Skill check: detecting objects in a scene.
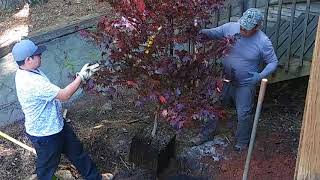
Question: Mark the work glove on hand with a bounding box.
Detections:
[241,72,262,86]
[76,63,100,81]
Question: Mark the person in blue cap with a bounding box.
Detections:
[12,39,113,180]
[195,8,278,151]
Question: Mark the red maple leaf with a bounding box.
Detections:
[126,80,137,87]
[133,0,145,15]
[159,95,167,104]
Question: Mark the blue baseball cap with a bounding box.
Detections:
[239,8,263,31]
[12,39,46,62]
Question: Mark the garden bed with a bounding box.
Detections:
[0,77,307,179]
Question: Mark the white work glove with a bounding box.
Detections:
[76,63,100,81]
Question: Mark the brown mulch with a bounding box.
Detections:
[215,132,297,180]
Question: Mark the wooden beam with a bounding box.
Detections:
[270,0,320,5]
[294,19,320,180]
[28,13,104,45]
[0,13,105,59]
[269,58,311,83]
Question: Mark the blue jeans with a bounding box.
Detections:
[220,82,256,145]
[27,124,102,180]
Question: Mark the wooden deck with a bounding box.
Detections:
[269,58,312,82]
[257,1,320,82]
[265,12,319,82]
[267,14,318,64]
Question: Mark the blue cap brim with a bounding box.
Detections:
[32,45,46,56]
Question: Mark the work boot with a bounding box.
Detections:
[102,173,114,180]
[234,143,248,152]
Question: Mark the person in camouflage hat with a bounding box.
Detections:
[195,8,278,151]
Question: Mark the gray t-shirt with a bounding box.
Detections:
[201,22,278,82]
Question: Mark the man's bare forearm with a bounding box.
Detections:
[56,76,82,101]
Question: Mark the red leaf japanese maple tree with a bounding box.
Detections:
[82,0,237,129]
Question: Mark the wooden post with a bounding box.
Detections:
[294,19,320,180]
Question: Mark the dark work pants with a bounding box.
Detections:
[27,124,102,180]
[219,82,256,145]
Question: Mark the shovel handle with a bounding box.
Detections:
[242,78,268,180]
[258,79,268,104]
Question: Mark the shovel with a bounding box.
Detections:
[242,78,268,180]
